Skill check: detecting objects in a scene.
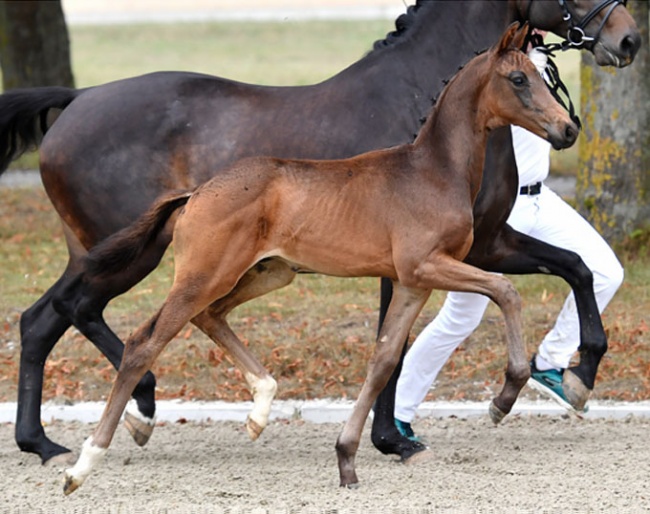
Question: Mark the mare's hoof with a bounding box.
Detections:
[44,451,76,467]
[343,482,361,490]
[488,401,507,425]
[246,417,264,441]
[124,410,155,447]
[563,370,591,413]
[403,447,434,465]
[63,472,81,496]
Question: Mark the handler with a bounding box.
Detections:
[393,43,624,441]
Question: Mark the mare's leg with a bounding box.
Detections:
[16,275,75,464]
[337,283,430,487]
[370,279,426,460]
[51,225,175,446]
[191,259,296,439]
[466,224,608,411]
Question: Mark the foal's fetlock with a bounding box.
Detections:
[245,374,277,441]
[563,369,591,412]
[124,402,156,447]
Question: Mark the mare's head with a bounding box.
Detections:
[480,23,579,150]
[519,0,640,67]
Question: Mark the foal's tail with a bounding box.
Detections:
[0,86,82,173]
[85,190,193,277]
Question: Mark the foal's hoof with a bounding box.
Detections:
[488,401,507,425]
[246,416,265,441]
[124,409,155,447]
[63,472,81,496]
[563,370,591,413]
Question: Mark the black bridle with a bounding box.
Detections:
[518,0,628,129]
[526,0,628,50]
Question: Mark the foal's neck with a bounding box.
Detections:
[411,52,493,197]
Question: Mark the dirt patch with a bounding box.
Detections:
[3,415,650,512]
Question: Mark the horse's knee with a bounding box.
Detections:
[368,349,402,387]
[493,277,521,312]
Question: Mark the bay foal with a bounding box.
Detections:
[63,24,578,493]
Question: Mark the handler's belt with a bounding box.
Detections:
[519,181,542,195]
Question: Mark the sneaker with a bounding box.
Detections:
[394,419,422,443]
[527,355,588,414]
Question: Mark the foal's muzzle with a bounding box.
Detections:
[547,120,580,150]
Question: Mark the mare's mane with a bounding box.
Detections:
[371,0,429,51]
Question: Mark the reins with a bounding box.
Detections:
[525,0,628,50]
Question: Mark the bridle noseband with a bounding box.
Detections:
[526,0,628,50]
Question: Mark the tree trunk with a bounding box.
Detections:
[577,1,649,243]
[0,0,74,90]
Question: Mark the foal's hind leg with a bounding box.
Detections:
[64,267,236,495]
[192,259,296,440]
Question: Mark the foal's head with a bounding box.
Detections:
[480,23,579,150]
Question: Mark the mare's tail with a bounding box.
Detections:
[85,190,193,277]
[0,86,82,173]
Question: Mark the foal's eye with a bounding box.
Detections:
[509,72,528,87]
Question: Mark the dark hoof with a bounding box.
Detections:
[44,451,76,467]
[124,409,155,447]
[563,369,591,412]
[402,446,433,465]
[489,401,507,425]
[399,439,428,462]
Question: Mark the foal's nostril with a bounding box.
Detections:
[565,123,579,144]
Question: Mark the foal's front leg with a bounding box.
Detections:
[336,283,430,487]
[415,255,529,423]
[467,225,606,411]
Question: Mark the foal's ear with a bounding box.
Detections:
[496,22,529,54]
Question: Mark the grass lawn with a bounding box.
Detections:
[1,19,647,406]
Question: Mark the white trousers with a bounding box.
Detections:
[395,185,624,423]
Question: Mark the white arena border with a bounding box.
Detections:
[2,399,650,425]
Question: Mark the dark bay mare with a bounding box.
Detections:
[61,24,578,493]
[0,0,640,465]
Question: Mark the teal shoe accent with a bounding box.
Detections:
[528,355,589,414]
[394,419,421,443]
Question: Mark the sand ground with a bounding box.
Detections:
[2,414,649,512]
